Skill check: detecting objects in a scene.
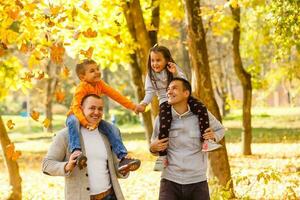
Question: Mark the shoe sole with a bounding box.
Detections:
[118,160,141,173]
[202,145,223,152]
[76,155,88,170]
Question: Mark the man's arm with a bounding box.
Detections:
[42,130,72,176]
[207,111,225,142]
[149,117,169,155]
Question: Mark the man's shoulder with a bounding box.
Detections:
[53,127,69,140]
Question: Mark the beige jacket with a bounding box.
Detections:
[42,128,126,200]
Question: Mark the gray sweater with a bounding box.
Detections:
[151,107,225,184]
[42,128,127,200]
[141,66,187,105]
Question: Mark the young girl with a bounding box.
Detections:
[139,45,222,171]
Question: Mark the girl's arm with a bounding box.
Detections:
[140,74,155,106]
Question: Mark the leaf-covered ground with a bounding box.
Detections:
[0,141,299,200]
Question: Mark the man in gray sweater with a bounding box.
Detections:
[150,77,225,200]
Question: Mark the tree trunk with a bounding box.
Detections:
[149,0,160,119]
[0,116,22,200]
[129,53,153,144]
[45,62,61,132]
[183,0,233,191]
[230,4,252,155]
[122,0,154,143]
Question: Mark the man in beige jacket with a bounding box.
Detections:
[42,94,128,200]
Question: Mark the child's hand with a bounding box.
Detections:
[167,62,178,75]
[135,104,146,113]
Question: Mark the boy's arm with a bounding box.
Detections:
[70,85,89,127]
[101,80,136,111]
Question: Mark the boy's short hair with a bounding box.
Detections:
[75,59,97,77]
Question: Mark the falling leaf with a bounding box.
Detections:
[81,1,90,12]
[35,71,45,80]
[7,9,20,20]
[50,43,65,64]
[58,16,67,23]
[6,143,21,161]
[82,28,97,38]
[30,110,40,121]
[80,47,93,59]
[230,0,239,8]
[61,66,70,79]
[20,43,29,53]
[6,119,15,129]
[48,20,55,27]
[43,118,51,128]
[114,34,122,43]
[72,6,77,20]
[15,0,24,9]
[50,6,61,17]
[21,71,35,82]
[73,31,81,40]
[55,89,65,103]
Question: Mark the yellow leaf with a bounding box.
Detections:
[20,71,35,82]
[55,89,65,103]
[35,71,45,80]
[6,119,15,129]
[230,0,239,8]
[50,43,65,64]
[43,118,51,128]
[82,28,97,38]
[61,66,70,79]
[80,47,93,59]
[30,110,40,121]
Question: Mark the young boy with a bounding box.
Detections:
[67,59,142,173]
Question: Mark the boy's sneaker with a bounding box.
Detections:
[76,154,88,170]
[202,139,222,152]
[153,156,167,171]
[118,158,141,174]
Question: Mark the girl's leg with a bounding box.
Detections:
[158,101,172,156]
[188,97,209,142]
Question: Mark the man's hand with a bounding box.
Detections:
[150,138,169,153]
[64,151,81,173]
[202,128,216,141]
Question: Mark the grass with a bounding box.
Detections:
[0,107,300,199]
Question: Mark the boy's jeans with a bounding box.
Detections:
[66,114,127,159]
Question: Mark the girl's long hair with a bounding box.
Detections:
[147,44,176,89]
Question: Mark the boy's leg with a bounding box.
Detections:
[66,114,82,152]
[98,120,127,159]
[98,120,140,173]
[66,115,87,169]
